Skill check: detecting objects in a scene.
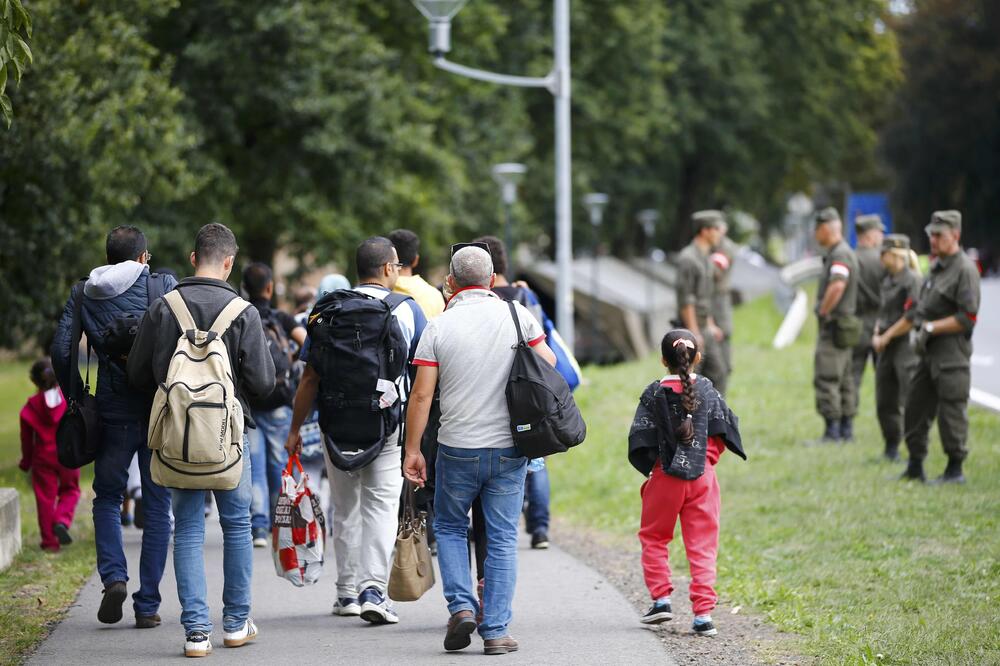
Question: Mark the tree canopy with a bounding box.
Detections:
[0,0,903,346]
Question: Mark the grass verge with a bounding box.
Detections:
[0,361,96,666]
[551,294,1000,665]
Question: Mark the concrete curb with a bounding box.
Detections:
[0,488,22,572]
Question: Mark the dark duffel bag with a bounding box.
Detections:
[505,301,587,458]
[56,282,103,468]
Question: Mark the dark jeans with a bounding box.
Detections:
[524,467,550,534]
[92,420,171,617]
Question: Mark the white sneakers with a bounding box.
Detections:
[185,619,257,656]
[332,598,362,616]
[223,619,258,648]
[184,632,212,658]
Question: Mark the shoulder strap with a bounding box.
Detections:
[383,292,412,311]
[209,297,251,337]
[68,281,87,398]
[507,300,526,348]
[163,291,197,333]
[147,273,167,307]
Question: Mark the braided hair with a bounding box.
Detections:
[660,329,700,445]
[29,358,57,391]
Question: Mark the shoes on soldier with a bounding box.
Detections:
[883,445,901,462]
[804,418,841,446]
[929,459,965,485]
[839,417,854,442]
[898,460,925,482]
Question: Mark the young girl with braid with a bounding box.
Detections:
[628,329,746,636]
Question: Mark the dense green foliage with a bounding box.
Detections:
[882,0,1000,252]
[1,1,899,346]
[552,296,1000,664]
[0,0,32,128]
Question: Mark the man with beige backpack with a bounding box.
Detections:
[129,223,275,658]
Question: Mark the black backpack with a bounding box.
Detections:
[505,301,587,458]
[250,309,299,410]
[102,272,168,367]
[306,289,411,471]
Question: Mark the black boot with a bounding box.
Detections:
[883,443,900,462]
[804,418,841,446]
[899,459,925,482]
[840,416,854,443]
[930,458,966,485]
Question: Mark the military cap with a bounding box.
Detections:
[692,209,725,232]
[855,213,885,233]
[925,210,961,234]
[881,234,910,253]
[814,207,841,226]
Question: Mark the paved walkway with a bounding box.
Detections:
[29,520,673,664]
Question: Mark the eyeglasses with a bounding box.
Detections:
[387,262,404,269]
[450,241,491,258]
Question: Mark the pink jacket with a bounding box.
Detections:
[19,388,66,471]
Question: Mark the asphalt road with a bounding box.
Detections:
[28,522,675,665]
[971,277,1000,410]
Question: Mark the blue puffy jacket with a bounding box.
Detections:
[51,261,177,423]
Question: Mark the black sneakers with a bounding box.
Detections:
[530,530,550,550]
[899,460,926,482]
[639,600,673,625]
[53,523,72,546]
[98,581,128,624]
[136,614,162,629]
[692,617,718,636]
[929,459,966,485]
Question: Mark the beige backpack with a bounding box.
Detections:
[147,291,249,490]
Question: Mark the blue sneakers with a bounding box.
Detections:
[692,616,718,636]
[639,600,673,625]
[359,587,399,625]
[332,597,361,616]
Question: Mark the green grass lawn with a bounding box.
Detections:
[552,295,1000,665]
[0,360,96,665]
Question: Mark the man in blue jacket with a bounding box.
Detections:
[51,226,176,629]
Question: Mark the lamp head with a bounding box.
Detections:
[583,193,609,226]
[637,209,659,238]
[492,163,527,205]
[411,0,469,54]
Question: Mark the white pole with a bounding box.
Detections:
[553,0,574,351]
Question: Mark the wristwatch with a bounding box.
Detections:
[923,322,936,335]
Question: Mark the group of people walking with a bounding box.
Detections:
[809,207,981,484]
[21,221,581,657]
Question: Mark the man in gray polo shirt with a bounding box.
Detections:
[403,246,556,656]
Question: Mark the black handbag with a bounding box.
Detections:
[56,282,103,469]
[505,301,587,458]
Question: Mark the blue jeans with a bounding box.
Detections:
[248,406,292,529]
[434,444,527,640]
[524,467,551,534]
[172,446,253,634]
[92,419,171,617]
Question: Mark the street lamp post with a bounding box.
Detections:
[491,163,527,271]
[637,209,660,322]
[410,0,575,350]
[583,193,608,357]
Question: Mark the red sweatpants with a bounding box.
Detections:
[31,463,81,550]
[638,463,721,615]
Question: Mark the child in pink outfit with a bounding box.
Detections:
[628,329,746,636]
[19,359,81,552]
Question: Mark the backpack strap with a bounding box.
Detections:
[507,301,527,348]
[147,272,167,306]
[209,297,251,338]
[163,291,197,334]
[383,292,413,311]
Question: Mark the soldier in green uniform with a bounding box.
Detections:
[849,214,886,434]
[711,224,737,393]
[876,211,981,483]
[809,207,860,444]
[675,210,727,393]
[871,234,922,461]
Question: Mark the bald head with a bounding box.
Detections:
[450,247,494,288]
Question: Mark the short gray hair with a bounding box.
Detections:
[450,247,494,287]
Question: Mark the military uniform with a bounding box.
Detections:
[851,215,886,410]
[902,211,980,480]
[813,209,860,437]
[676,241,726,392]
[710,236,737,394]
[874,235,921,459]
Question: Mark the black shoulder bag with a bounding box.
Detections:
[505,301,587,458]
[56,282,103,468]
